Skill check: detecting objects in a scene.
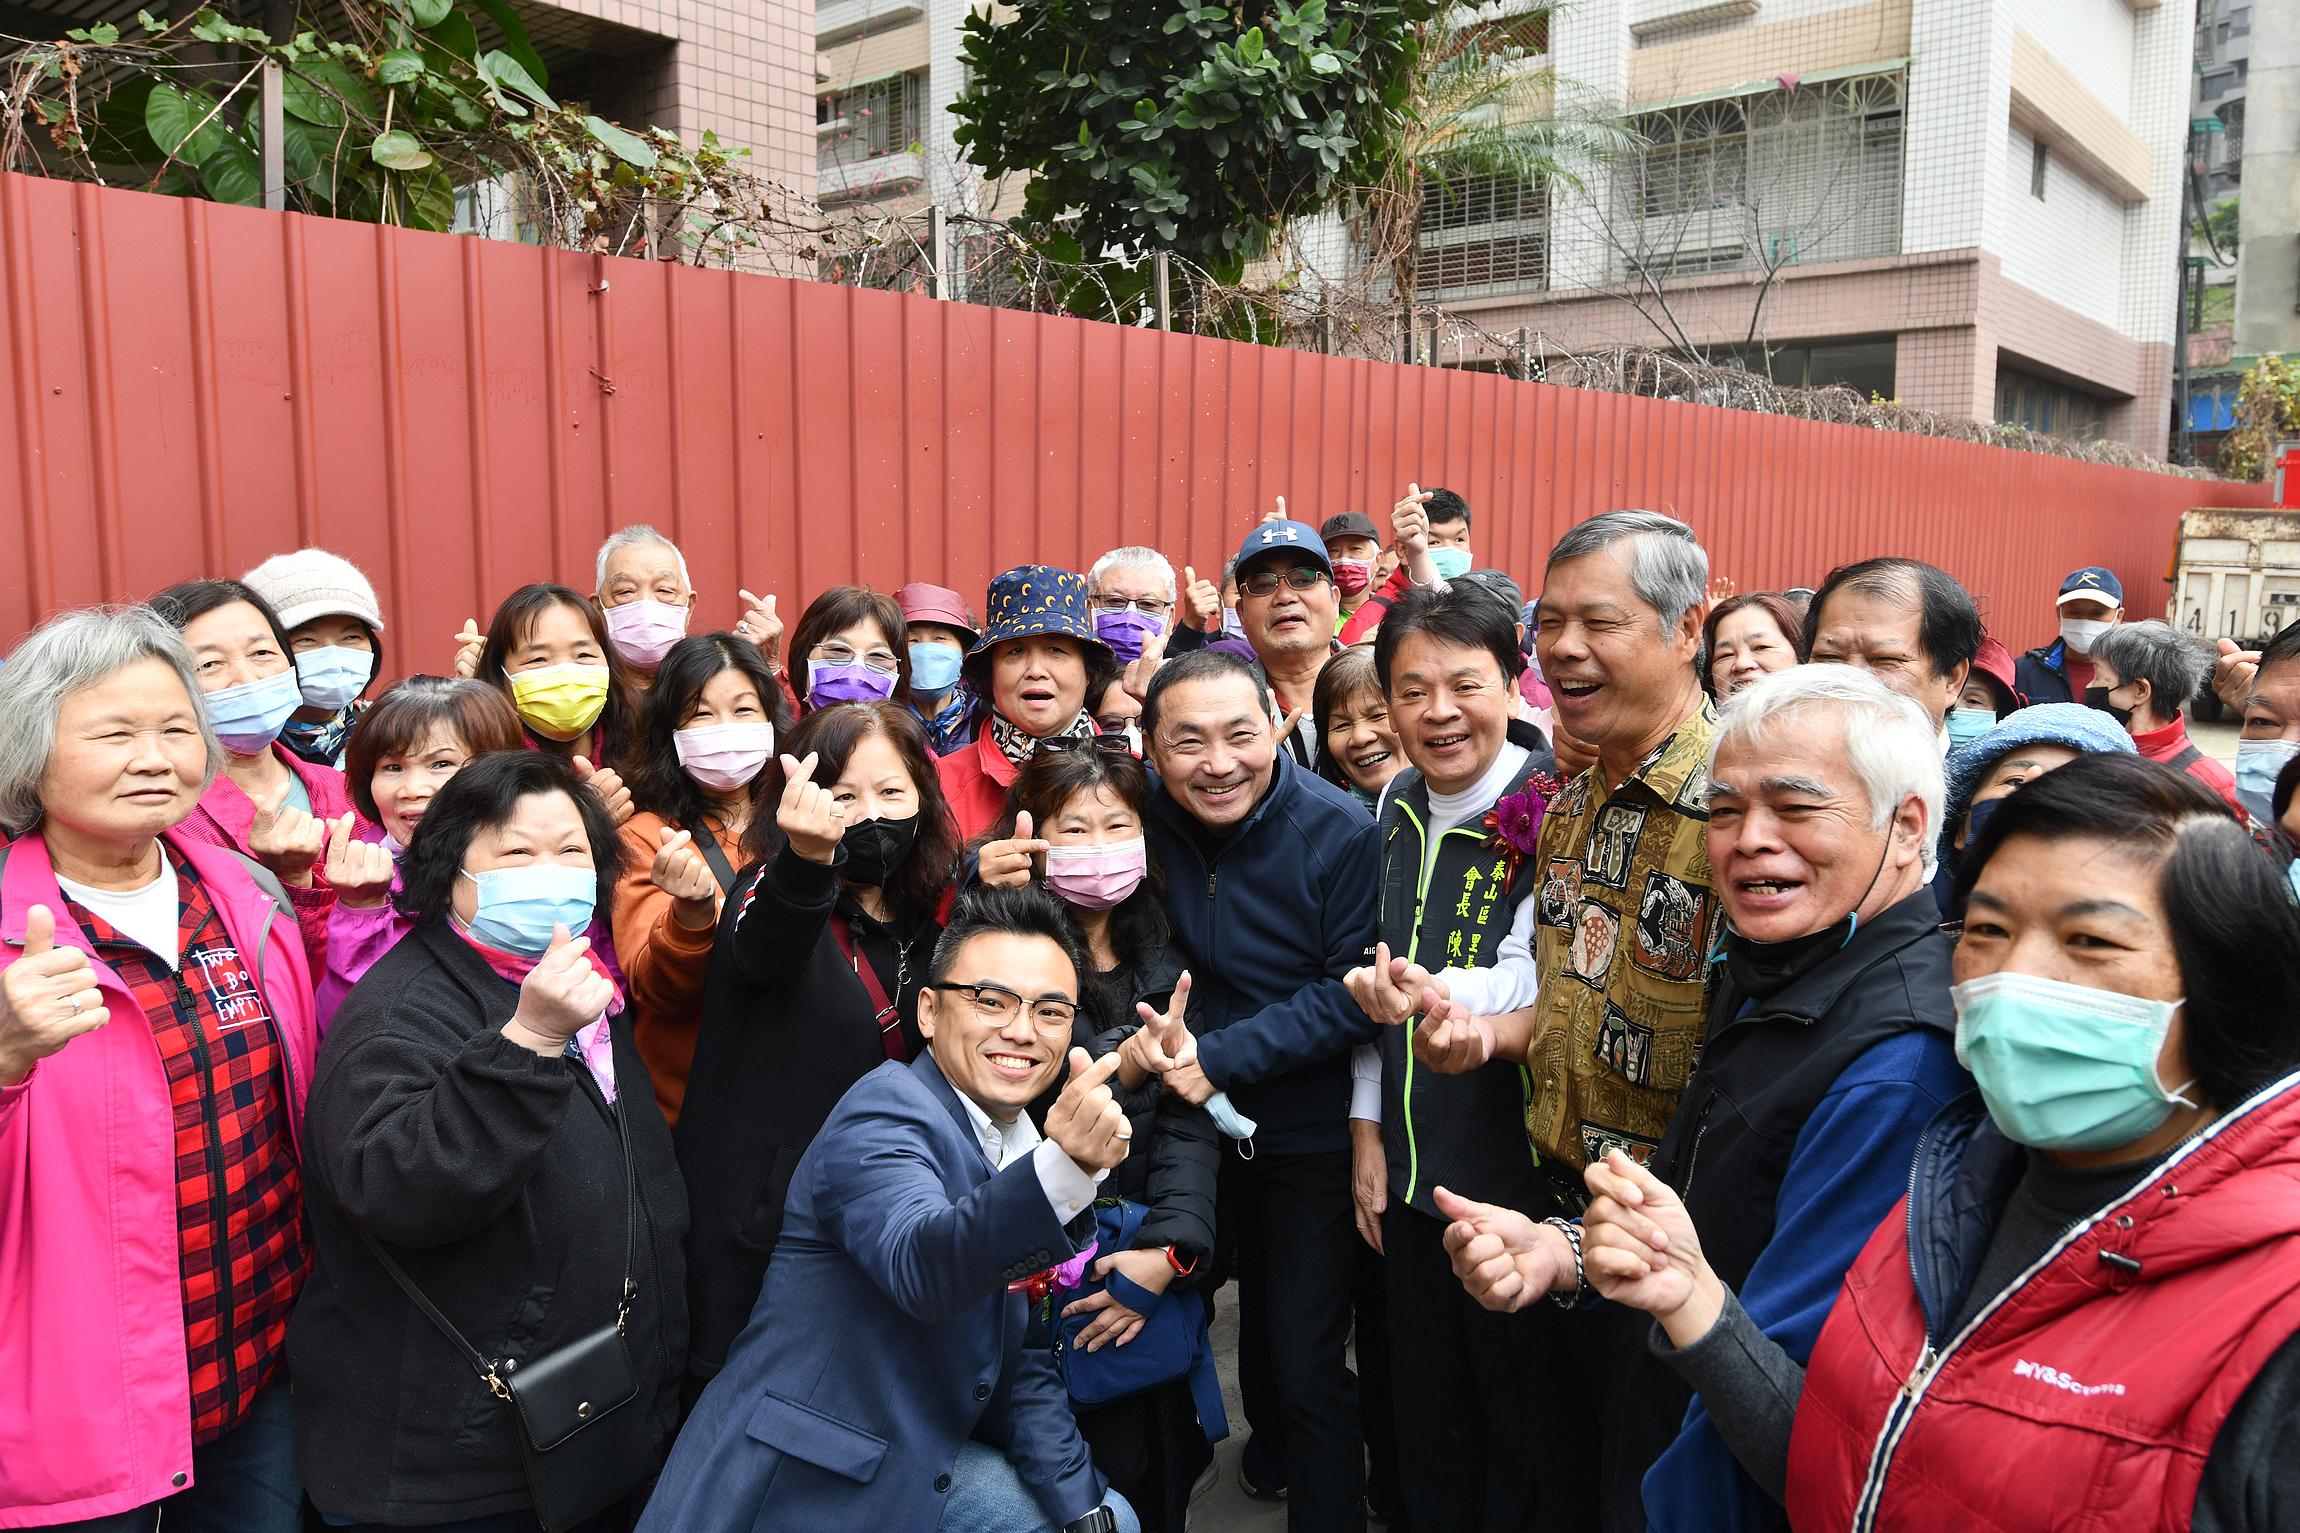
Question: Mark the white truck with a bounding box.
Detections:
[2171,506,2300,720]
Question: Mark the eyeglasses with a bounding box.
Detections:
[812,641,901,674]
[1033,732,1139,760]
[930,981,1079,1031]
[1239,566,1330,599]
[1092,595,1174,616]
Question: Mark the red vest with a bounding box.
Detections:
[1787,1075,2300,1533]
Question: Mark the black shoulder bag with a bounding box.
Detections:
[358,1085,658,1532]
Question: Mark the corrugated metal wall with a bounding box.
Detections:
[2,171,2270,667]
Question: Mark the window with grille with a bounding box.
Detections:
[1615,72,1905,280]
[819,72,924,171]
[1417,173,1549,300]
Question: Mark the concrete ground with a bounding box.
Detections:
[1186,711,2247,1532]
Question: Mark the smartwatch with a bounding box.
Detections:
[1062,1508,1120,1533]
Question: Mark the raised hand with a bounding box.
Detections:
[1392,483,1434,558]
[571,757,634,826]
[1264,495,1289,525]
[0,905,109,1087]
[1136,974,1210,1103]
[1550,718,1598,778]
[736,588,784,668]
[1060,1245,1176,1351]
[322,814,397,909]
[248,781,327,888]
[1412,990,1496,1075]
[977,810,1050,889]
[2214,637,2260,715]
[1120,620,1172,705]
[651,826,718,926]
[1179,565,1222,633]
[452,617,484,679]
[1047,1047,1132,1175]
[506,924,613,1049]
[775,752,847,865]
[1435,1184,1567,1313]
[1581,1150,1719,1344]
[1705,574,1737,610]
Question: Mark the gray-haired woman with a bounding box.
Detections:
[0,605,317,1531]
[2088,619,2246,816]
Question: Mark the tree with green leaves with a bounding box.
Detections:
[2,2,761,252]
[951,0,1444,280]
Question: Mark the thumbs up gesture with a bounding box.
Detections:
[1392,484,1434,557]
[248,781,327,888]
[1178,564,1222,633]
[505,924,613,1050]
[452,617,485,679]
[651,826,718,924]
[322,814,397,909]
[977,810,1050,888]
[0,905,109,1086]
[1046,1046,1132,1175]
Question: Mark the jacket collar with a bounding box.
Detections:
[1711,889,1952,1031]
[909,1047,1003,1174]
[3,827,281,950]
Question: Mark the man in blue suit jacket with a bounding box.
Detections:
[642,885,1142,1533]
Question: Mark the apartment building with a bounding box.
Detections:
[815,0,980,213]
[1425,0,2197,454]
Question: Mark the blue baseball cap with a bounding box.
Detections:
[2056,566,2123,606]
[1233,519,1334,580]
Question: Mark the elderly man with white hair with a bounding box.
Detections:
[1432,666,1970,1533]
[589,524,785,680]
[1085,545,1180,668]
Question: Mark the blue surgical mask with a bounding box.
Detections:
[457,863,599,958]
[1953,971,2195,1152]
[907,643,963,695]
[1205,1091,1258,1141]
[204,669,304,756]
[2235,740,2290,804]
[294,646,374,712]
[1946,706,1996,748]
[1430,547,1474,581]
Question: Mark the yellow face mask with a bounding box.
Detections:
[507,663,610,740]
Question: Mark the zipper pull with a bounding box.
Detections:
[1901,1341,1939,1400]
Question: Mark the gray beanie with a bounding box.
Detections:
[243,548,386,633]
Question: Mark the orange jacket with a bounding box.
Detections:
[612,810,747,1126]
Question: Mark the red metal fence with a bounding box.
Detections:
[1,171,2271,667]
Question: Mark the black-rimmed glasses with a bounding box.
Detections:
[929,982,1079,1030]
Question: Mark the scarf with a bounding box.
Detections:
[452,922,624,1102]
[280,707,357,768]
[988,707,1097,769]
[916,682,980,755]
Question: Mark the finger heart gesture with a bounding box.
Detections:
[776,753,847,865]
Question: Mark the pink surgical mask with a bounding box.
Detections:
[1043,837,1147,911]
[674,720,774,792]
[603,598,689,667]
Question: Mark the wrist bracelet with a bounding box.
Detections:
[1543,1217,1585,1308]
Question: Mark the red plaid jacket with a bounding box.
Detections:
[62,850,310,1445]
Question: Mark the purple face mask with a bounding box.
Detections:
[1094,610,1166,665]
[806,658,898,705]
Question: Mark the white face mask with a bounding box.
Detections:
[2060,617,2113,657]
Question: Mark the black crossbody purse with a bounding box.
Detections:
[360,1084,658,1532]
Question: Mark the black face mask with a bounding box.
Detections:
[1717,831,1890,997]
[2084,685,2135,728]
[841,812,920,888]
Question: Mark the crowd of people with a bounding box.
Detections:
[4,490,2299,1533]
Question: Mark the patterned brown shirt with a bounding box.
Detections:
[1522,700,1721,1175]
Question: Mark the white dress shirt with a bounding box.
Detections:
[952,1086,1105,1224]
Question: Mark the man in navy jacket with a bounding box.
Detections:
[1139,648,1382,1529]
[640,886,1142,1533]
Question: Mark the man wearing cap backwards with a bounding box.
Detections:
[897,581,982,756]
[2013,565,2124,705]
[937,566,1124,842]
[1232,519,1343,771]
[243,547,389,769]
